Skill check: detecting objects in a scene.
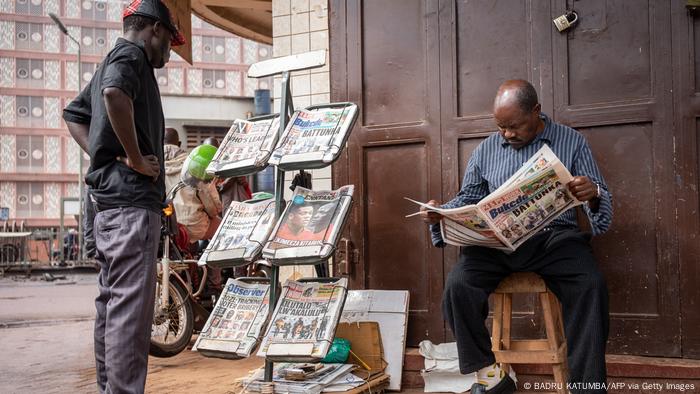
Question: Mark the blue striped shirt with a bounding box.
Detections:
[431,113,613,247]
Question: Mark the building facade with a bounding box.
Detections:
[0,0,271,228]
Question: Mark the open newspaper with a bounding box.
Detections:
[268,103,358,171]
[257,278,348,362]
[192,278,270,359]
[206,114,280,177]
[409,145,582,252]
[199,199,277,268]
[262,185,354,264]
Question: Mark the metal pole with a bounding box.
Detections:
[74,35,84,262]
[264,71,293,383]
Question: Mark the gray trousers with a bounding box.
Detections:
[442,228,609,394]
[94,207,160,394]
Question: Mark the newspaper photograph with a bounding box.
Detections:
[408,145,582,251]
[257,278,348,362]
[193,278,270,359]
[206,114,280,177]
[268,103,358,170]
[200,199,276,267]
[262,185,354,263]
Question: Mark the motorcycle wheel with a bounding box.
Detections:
[150,278,194,358]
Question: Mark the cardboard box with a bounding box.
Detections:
[334,321,387,378]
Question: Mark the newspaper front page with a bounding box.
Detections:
[199,199,276,267]
[409,145,582,251]
[262,185,354,263]
[257,278,348,362]
[193,278,270,359]
[268,104,358,170]
[207,115,280,177]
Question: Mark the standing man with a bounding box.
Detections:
[422,80,613,394]
[62,1,185,392]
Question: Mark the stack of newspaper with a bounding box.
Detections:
[193,278,270,359]
[206,114,280,177]
[267,103,358,171]
[242,363,358,394]
[262,186,354,264]
[199,199,277,268]
[408,145,582,251]
[257,278,348,362]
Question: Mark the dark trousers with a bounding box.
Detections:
[442,228,609,394]
[94,207,160,394]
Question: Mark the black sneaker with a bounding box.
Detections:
[470,375,516,394]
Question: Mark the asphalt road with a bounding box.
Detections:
[0,270,263,394]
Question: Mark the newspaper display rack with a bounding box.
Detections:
[246,50,355,385]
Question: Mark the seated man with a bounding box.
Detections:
[422,80,613,394]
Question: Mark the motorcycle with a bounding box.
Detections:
[149,184,272,357]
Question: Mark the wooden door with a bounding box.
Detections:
[331,0,687,355]
[330,0,446,345]
[674,1,700,358]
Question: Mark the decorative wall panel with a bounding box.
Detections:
[0,57,14,88]
[0,0,13,13]
[44,60,60,89]
[44,97,61,128]
[65,0,80,18]
[0,134,16,172]
[225,37,241,64]
[65,26,80,54]
[0,182,16,215]
[45,183,60,218]
[0,95,16,127]
[226,70,242,97]
[44,24,60,53]
[0,21,14,50]
[44,0,59,16]
[45,136,61,173]
[169,67,183,94]
[243,40,257,64]
[65,138,80,174]
[192,35,202,62]
[65,62,78,91]
[187,68,202,95]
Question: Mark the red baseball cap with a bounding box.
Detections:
[123,0,186,47]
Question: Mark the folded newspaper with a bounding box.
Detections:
[199,199,277,268]
[257,278,348,362]
[206,114,280,177]
[268,103,358,171]
[192,278,270,359]
[242,363,356,394]
[409,145,582,251]
[262,185,354,264]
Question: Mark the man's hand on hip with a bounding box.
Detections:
[420,200,444,225]
[117,154,160,181]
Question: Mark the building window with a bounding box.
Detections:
[202,69,225,95]
[80,27,108,55]
[15,58,44,89]
[15,23,43,51]
[15,135,44,172]
[15,96,44,128]
[15,0,43,16]
[183,125,228,149]
[201,36,225,63]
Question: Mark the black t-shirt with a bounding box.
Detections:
[63,38,165,213]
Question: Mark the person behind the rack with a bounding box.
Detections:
[174,143,222,245]
[163,127,188,194]
[420,80,613,394]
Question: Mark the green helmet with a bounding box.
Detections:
[180,144,217,185]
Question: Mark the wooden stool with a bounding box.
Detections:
[491,272,569,394]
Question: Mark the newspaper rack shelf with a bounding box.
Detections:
[200,199,277,268]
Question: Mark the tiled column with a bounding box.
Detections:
[273,0,332,279]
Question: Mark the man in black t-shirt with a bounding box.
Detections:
[62,1,185,392]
